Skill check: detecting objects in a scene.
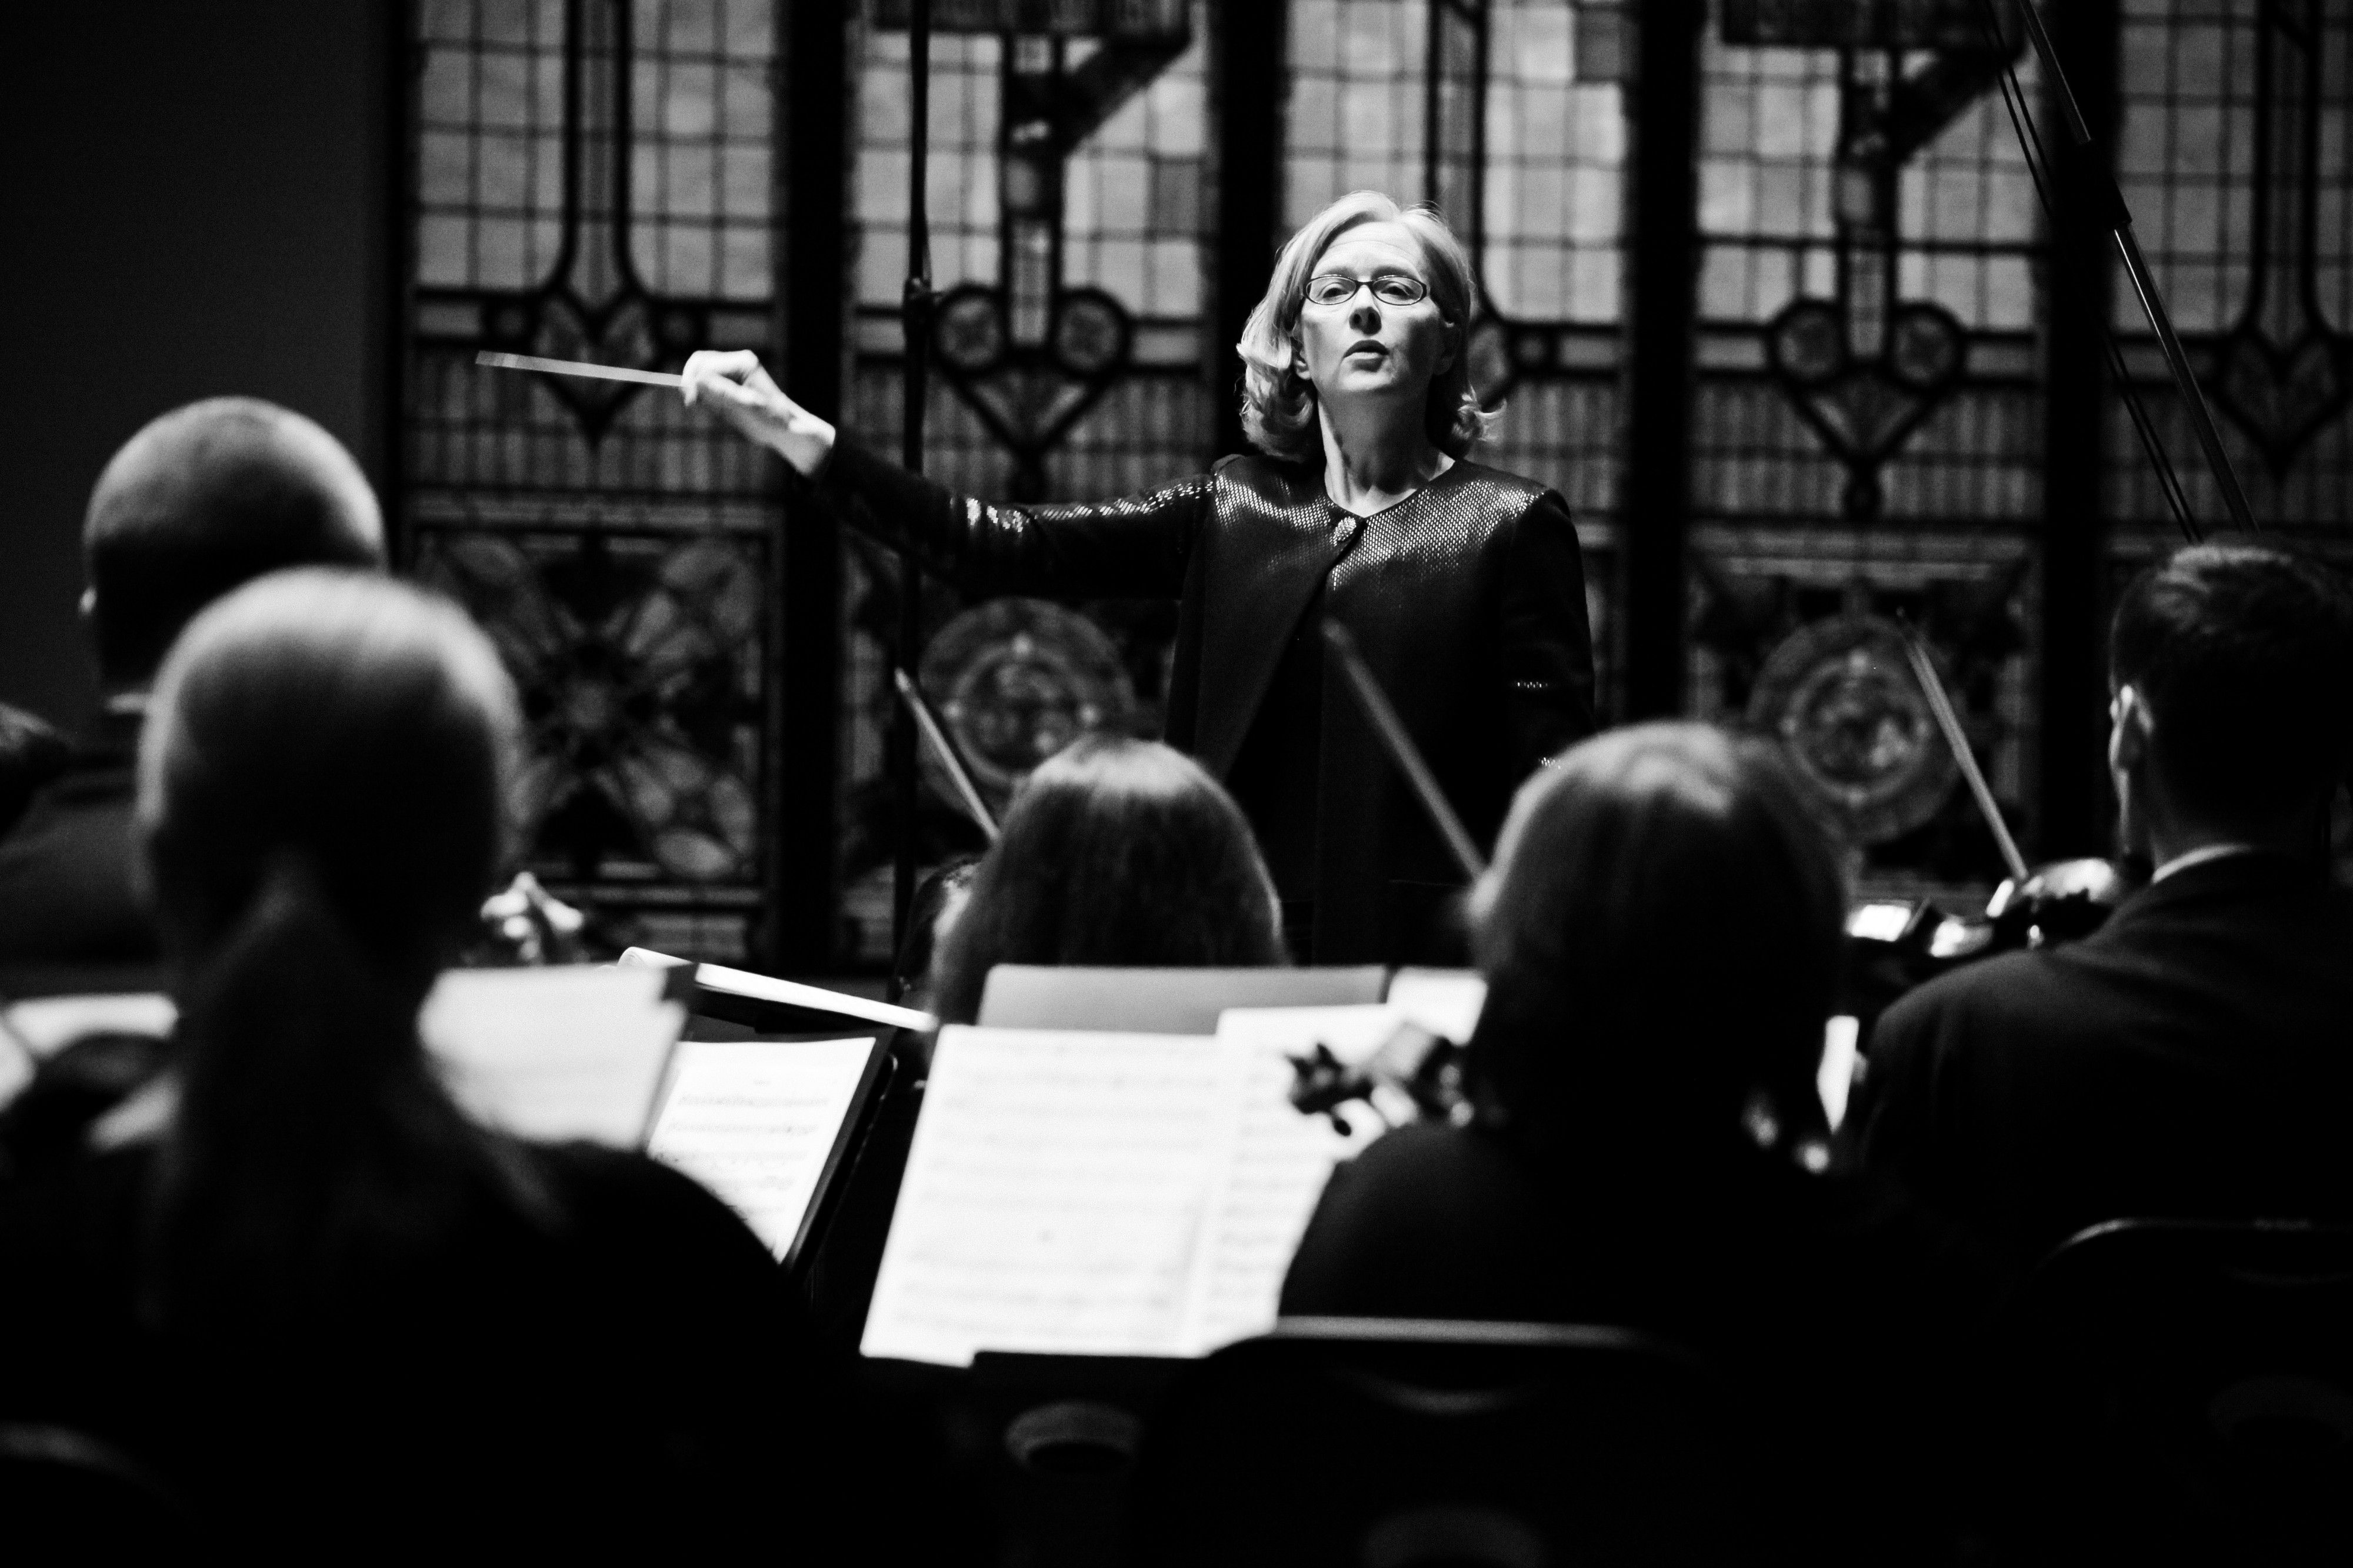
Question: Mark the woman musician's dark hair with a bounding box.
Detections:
[1467,722,1847,1167]
[134,568,535,1322]
[929,735,1286,1025]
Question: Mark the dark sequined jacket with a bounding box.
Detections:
[811,441,1595,960]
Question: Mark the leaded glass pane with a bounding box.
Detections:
[2108,0,2353,536]
[403,0,781,963]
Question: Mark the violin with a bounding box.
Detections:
[1837,0,2271,1022]
[1985,855,2144,949]
[1287,1022,1467,1137]
[1838,622,2147,1034]
[471,871,588,966]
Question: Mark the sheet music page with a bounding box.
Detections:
[1178,1007,1400,1354]
[423,966,684,1146]
[2,993,178,1057]
[0,993,179,1110]
[1385,969,1487,1044]
[646,1037,876,1260]
[0,1018,31,1109]
[860,1027,1234,1366]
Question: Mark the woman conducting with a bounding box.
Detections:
[685,191,1594,963]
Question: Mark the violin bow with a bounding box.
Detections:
[892,667,1000,842]
[1895,620,2033,888]
[1975,0,2257,542]
[1322,620,1489,883]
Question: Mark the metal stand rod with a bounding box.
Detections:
[892,0,935,967]
[2011,0,2260,535]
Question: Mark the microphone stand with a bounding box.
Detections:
[1978,5,2351,881]
[892,0,935,971]
[1978,0,2258,539]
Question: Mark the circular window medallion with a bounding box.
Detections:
[919,598,1138,812]
[1747,613,1959,845]
[1050,288,1131,378]
[934,285,1009,375]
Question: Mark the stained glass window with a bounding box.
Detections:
[1285,0,1627,712]
[839,0,1212,960]
[405,0,782,963]
[2109,0,2353,536]
[1685,1,2048,899]
[1285,0,1426,222]
[395,0,2350,962]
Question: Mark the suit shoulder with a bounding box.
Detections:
[1874,947,2095,1060]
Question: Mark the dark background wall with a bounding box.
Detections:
[0,3,392,728]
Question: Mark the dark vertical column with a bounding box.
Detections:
[381,0,413,563]
[2037,0,2119,857]
[1423,1,1445,206]
[1621,0,1703,719]
[1212,0,1288,458]
[771,0,850,970]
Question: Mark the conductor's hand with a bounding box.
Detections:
[681,349,836,477]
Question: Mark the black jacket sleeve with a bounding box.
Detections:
[809,438,1214,599]
[1497,489,1597,772]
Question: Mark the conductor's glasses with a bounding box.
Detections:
[1303,273,1431,309]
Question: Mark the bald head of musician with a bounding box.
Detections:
[84,397,385,695]
[0,399,385,991]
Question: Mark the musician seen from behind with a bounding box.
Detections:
[1279,722,2005,1562]
[0,572,844,1554]
[0,398,384,998]
[1843,542,2353,1274]
[685,191,1594,963]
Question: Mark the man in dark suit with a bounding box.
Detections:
[0,399,384,996]
[1843,541,2353,1272]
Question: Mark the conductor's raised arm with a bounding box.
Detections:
[686,191,1602,965]
[682,348,837,476]
[682,349,1207,600]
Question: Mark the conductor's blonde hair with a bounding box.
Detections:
[1236,191,1499,465]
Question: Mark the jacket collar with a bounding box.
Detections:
[1192,461,1361,779]
[2095,848,2330,940]
[1191,458,1489,778]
